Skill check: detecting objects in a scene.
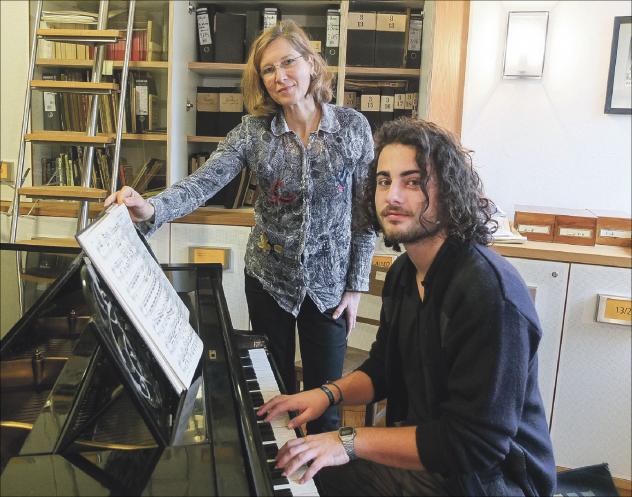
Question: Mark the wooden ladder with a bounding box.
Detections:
[8,0,136,248]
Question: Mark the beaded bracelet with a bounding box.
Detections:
[319,385,335,407]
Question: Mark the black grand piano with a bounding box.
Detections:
[0,241,319,496]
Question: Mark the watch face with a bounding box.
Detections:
[339,426,354,436]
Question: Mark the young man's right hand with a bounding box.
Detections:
[104,186,155,223]
[257,389,331,429]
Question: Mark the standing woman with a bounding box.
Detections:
[105,20,376,434]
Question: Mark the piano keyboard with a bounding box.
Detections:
[241,348,320,497]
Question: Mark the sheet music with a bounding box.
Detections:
[77,204,203,393]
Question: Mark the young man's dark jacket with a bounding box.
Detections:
[357,237,556,496]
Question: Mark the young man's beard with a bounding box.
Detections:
[381,215,443,246]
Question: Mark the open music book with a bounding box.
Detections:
[76,204,203,394]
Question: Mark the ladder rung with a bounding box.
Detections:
[31,80,120,94]
[18,186,108,201]
[14,238,80,249]
[25,131,115,145]
[36,28,123,45]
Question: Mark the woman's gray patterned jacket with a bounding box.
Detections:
[142,103,376,317]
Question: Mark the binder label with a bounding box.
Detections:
[380,95,394,112]
[197,10,212,45]
[376,13,406,32]
[44,92,57,112]
[344,92,357,108]
[220,93,244,113]
[405,92,415,110]
[349,12,377,31]
[326,14,340,47]
[263,9,278,30]
[361,94,380,112]
[408,18,423,51]
[394,93,406,110]
[309,40,322,53]
[136,85,148,116]
[197,92,219,112]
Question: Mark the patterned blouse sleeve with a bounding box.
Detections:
[140,118,250,237]
[346,114,377,291]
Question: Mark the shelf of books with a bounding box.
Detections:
[28,1,170,200]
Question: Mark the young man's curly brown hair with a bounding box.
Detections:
[365,118,497,251]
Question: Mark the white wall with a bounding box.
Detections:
[462,1,632,218]
[0,0,30,205]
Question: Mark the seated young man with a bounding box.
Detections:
[258,118,556,497]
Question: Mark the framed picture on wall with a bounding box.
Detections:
[604,16,631,114]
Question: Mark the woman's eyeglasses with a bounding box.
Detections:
[260,55,305,79]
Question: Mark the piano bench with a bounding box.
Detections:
[295,346,383,427]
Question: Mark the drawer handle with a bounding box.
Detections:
[190,247,231,269]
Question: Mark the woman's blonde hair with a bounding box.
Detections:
[242,20,334,117]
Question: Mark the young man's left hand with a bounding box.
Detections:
[276,431,350,483]
[333,291,362,334]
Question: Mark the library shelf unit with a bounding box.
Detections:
[26,0,171,199]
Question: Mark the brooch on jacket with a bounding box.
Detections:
[258,233,283,254]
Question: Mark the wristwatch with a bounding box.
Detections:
[338,426,357,461]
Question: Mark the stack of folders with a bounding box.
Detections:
[196,5,280,63]
[344,79,416,131]
[347,9,423,68]
[196,86,245,137]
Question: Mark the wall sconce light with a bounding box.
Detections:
[503,11,549,78]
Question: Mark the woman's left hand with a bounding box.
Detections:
[333,291,361,336]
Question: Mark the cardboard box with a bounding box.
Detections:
[589,209,632,247]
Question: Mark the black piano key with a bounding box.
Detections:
[243,367,256,380]
[241,356,253,366]
[274,489,293,496]
[246,379,261,391]
[250,391,264,407]
[260,430,275,443]
[272,476,290,486]
[263,444,279,459]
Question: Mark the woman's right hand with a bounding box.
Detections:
[103,186,155,223]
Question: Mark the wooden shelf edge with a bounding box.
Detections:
[492,240,632,269]
[188,62,417,78]
[174,207,255,228]
[123,133,168,142]
[187,135,224,143]
[36,59,168,69]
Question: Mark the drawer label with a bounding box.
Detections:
[597,294,632,325]
[599,228,631,239]
[559,227,592,238]
[517,224,550,234]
